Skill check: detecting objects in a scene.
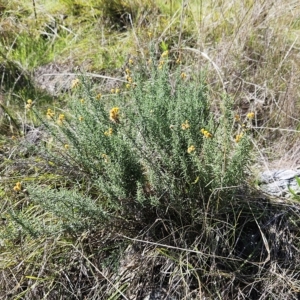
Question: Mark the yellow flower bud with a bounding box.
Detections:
[187,145,195,153]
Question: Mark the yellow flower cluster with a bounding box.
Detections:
[161,50,169,58]
[96,93,102,100]
[234,114,240,122]
[200,128,212,138]
[180,72,187,79]
[246,112,255,119]
[46,108,55,119]
[111,88,120,94]
[13,182,22,192]
[125,68,133,88]
[25,99,33,110]
[232,112,254,142]
[181,120,190,130]
[125,74,133,83]
[71,78,80,89]
[79,116,84,121]
[109,107,120,123]
[104,128,113,136]
[235,133,243,143]
[57,114,65,125]
[187,145,195,153]
[64,144,69,150]
[80,99,85,104]
[158,60,164,69]
[102,153,109,162]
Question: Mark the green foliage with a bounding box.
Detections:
[97,0,157,30]
[0,187,108,244]
[289,176,300,201]
[1,31,69,70]
[6,34,49,69]
[27,187,107,234]
[31,57,252,230]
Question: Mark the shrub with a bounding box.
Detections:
[29,55,252,232]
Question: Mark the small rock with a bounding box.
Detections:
[259,169,300,198]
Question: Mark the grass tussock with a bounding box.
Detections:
[1,0,300,299]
